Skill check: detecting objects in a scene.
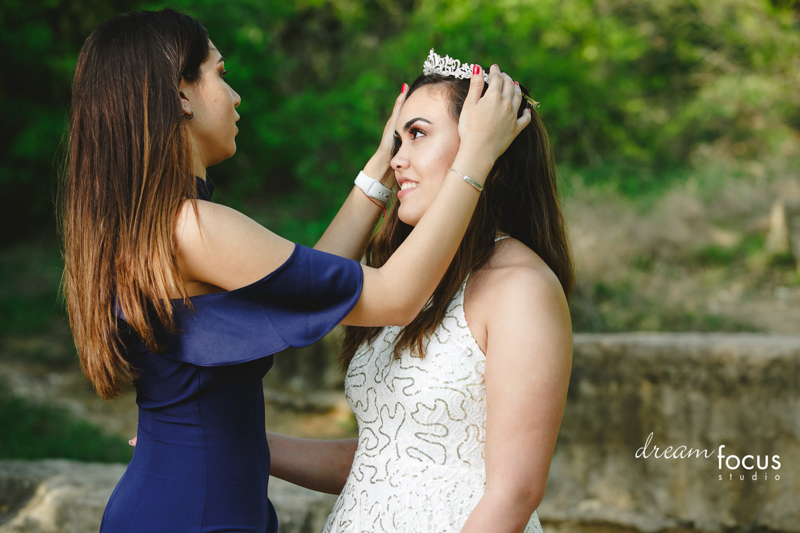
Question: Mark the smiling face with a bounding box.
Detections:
[179,40,241,171]
[391,84,461,226]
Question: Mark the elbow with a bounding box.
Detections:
[525,490,544,514]
[389,298,423,327]
[379,289,424,327]
[394,309,418,327]
[510,486,543,516]
[368,267,427,326]
[485,484,544,520]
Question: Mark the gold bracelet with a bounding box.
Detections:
[448,168,483,192]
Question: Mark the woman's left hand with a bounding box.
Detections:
[129,437,137,446]
[362,84,408,188]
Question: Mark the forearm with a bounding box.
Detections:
[266,432,358,495]
[373,147,494,321]
[460,488,541,533]
[314,156,395,260]
[313,186,383,260]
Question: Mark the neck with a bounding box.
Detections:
[194,160,207,180]
[189,139,207,179]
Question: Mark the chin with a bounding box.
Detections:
[397,205,421,227]
[217,145,236,164]
[205,150,235,167]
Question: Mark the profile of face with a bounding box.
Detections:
[391,84,461,226]
[179,40,242,168]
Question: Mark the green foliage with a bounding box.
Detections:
[1,0,797,244]
[0,380,133,463]
[692,234,765,266]
[569,278,763,332]
[0,239,66,336]
[0,0,144,243]
[768,250,797,269]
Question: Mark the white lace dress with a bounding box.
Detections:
[322,272,544,533]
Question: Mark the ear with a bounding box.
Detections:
[179,77,196,118]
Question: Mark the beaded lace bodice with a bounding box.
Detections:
[322,263,544,532]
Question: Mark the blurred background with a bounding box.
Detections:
[0,0,798,530]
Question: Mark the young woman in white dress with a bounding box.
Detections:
[266,50,574,533]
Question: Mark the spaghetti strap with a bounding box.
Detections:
[459,235,509,296]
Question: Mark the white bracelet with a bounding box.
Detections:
[354,171,393,204]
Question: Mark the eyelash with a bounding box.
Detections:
[392,126,426,156]
[220,69,229,80]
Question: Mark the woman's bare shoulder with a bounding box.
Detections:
[173,198,295,291]
[470,238,564,304]
[464,238,570,351]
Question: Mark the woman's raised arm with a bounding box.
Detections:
[312,88,408,261]
[174,65,529,328]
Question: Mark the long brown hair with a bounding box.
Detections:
[341,74,574,368]
[56,9,210,400]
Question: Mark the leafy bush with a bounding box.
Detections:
[2,0,798,243]
[0,380,132,463]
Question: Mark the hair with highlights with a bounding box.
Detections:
[341,74,574,368]
[57,8,209,400]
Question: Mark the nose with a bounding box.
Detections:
[390,142,409,171]
[232,89,241,108]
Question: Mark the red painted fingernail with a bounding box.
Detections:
[492,64,498,69]
[401,83,407,93]
[514,81,519,86]
[473,65,480,75]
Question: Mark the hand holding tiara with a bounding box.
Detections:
[454,63,532,186]
[362,83,409,189]
[423,48,540,109]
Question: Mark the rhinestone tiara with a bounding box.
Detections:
[422,48,491,83]
[421,48,540,108]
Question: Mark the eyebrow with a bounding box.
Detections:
[401,117,432,132]
[209,46,225,63]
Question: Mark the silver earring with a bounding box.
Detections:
[184,109,195,120]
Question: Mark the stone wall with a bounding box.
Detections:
[540,333,799,533]
[1,333,797,532]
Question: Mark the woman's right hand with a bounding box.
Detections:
[362,84,408,188]
[457,64,530,185]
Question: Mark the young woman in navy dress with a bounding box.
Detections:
[58,9,529,533]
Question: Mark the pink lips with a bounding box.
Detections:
[396,176,419,199]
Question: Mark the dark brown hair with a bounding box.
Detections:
[341,74,575,368]
[57,9,210,400]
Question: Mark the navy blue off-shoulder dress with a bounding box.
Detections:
[100,177,363,533]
